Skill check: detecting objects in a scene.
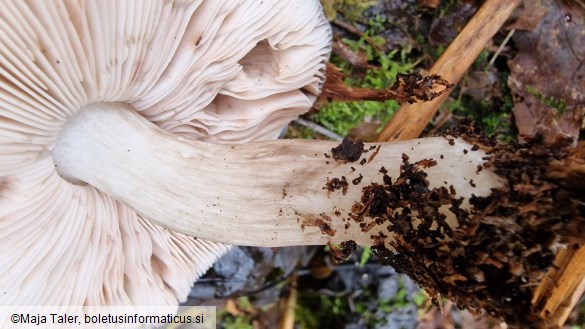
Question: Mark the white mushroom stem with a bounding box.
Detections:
[52,103,502,247]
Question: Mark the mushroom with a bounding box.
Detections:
[2,0,583,326]
[0,0,331,306]
[53,110,499,247]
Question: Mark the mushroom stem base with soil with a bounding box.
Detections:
[51,103,585,326]
[52,102,499,247]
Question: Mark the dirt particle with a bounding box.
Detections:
[324,176,349,195]
[415,158,437,168]
[367,144,382,163]
[476,165,483,174]
[318,220,335,236]
[360,220,377,232]
[329,240,358,264]
[331,138,364,163]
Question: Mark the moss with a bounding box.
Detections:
[526,86,568,115]
[325,0,379,23]
[315,34,414,135]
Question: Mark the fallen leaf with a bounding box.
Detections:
[508,0,585,143]
[225,299,242,316]
[506,0,549,31]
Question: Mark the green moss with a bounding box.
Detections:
[218,297,255,329]
[334,0,378,23]
[442,71,515,142]
[472,49,491,71]
[359,246,372,267]
[526,86,568,115]
[315,34,414,136]
[296,291,350,329]
[220,314,254,329]
[284,123,319,140]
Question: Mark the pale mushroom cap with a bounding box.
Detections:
[0,0,331,306]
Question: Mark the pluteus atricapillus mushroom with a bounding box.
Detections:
[1,0,584,327]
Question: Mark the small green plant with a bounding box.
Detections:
[220,315,254,329]
[377,280,410,313]
[296,291,351,329]
[411,291,427,307]
[359,246,372,267]
[442,70,515,142]
[330,0,379,22]
[526,86,568,114]
[472,49,491,71]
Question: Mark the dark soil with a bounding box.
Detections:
[331,137,365,163]
[335,127,585,327]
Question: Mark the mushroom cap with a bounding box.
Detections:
[0,0,331,306]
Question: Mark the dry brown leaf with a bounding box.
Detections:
[508,0,585,143]
[225,299,243,316]
[506,0,550,31]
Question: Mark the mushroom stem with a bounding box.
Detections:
[52,103,501,247]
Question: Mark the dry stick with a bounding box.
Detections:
[372,0,584,326]
[294,118,344,141]
[331,19,382,52]
[532,246,585,327]
[277,273,298,329]
[376,0,522,142]
[532,148,585,328]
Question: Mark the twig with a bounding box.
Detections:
[376,0,522,142]
[489,28,515,66]
[294,118,344,141]
[317,63,453,106]
[331,19,382,52]
[277,273,298,329]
